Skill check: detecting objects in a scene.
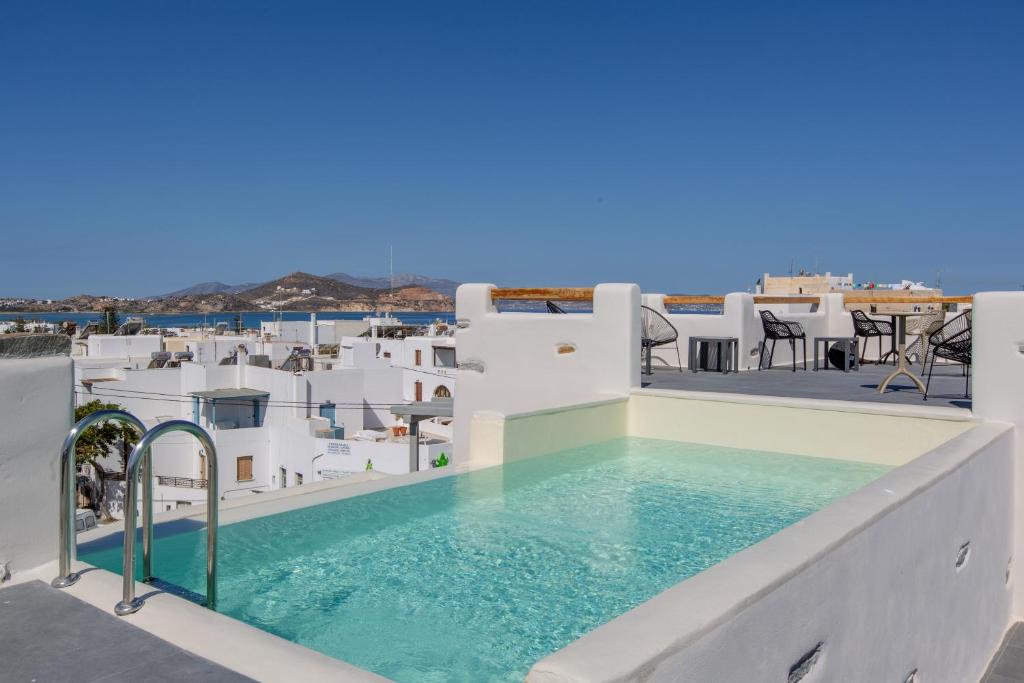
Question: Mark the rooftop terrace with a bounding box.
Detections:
[642,361,973,411]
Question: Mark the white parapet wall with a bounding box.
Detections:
[640,292,968,371]
[454,283,640,466]
[972,291,1024,617]
[0,356,72,578]
[642,292,858,371]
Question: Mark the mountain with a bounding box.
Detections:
[163,272,460,299]
[238,272,452,311]
[163,281,263,296]
[325,272,461,299]
[242,272,380,303]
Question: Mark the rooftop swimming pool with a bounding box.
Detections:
[81,437,890,682]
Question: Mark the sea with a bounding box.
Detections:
[0,303,719,330]
[0,310,456,329]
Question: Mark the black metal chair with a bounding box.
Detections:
[758,310,806,371]
[545,300,567,314]
[923,310,972,401]
[850,310,895,365]
[641,305,682,375]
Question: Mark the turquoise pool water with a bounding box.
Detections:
[80,437,889,682]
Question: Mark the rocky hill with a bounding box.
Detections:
[1,272,453,313]
[325,272,461,299]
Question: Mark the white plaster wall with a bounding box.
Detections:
[972,291,1024,617]
[87,334,162,359]
[0,357,72,577]
[454,283,639,465]
[529,422,1014,683]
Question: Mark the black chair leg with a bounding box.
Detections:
[878,336,883,364]
[790,339,795,372]
[965,364,970,398]
[768,339,776,369]
[859,337,867,364]
[924,354,935,401]
[802,337,807,370]
[758,341,764,370]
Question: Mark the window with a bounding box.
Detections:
[415,349,422,366]
[295,472,303,486]
[236,456,253,481]
[279,467,287,488]
[414,381,423,402]
[433,347,456,368]
[383,351,391,359]
[433,385,451,399]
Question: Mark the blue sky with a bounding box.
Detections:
[1,1,1021,298]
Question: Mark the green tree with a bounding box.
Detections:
[12,316,27,333]
[74,399,140,520]
[99,306,121,334]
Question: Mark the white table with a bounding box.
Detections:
[877,312,926,393]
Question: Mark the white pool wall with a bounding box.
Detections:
[630,389,972,466]
[529,421,1013,682]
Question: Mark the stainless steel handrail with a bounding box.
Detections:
[114,420,218,616]
[52,409,146,589]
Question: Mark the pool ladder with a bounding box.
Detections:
[52,412,220,616]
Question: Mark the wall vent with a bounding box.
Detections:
[457,360,485,373]
[788,642,823,683]
[955,542,970,572]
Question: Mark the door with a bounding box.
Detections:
[414,381,423,402]
[319,403,337,427]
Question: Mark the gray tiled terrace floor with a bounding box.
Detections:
[0,580,253,683]
[642,359,972,410]
[983,623,1024,682]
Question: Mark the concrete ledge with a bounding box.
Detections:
[14,561,387,682]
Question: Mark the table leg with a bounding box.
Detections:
[878,315,897,365]
[878,318,927,393]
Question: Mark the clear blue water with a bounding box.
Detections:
[80,437,888,682]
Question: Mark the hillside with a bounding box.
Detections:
[160,271,460,300]
[163,281,263,296]
[239,272,451,311]
[325,272,461,299]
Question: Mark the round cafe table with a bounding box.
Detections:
[877,312,926,394]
